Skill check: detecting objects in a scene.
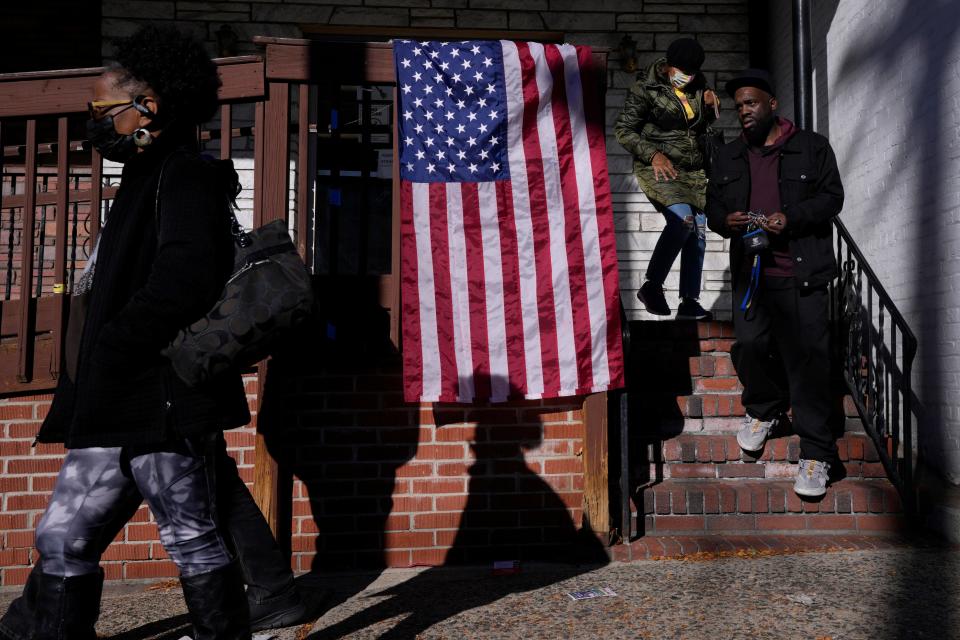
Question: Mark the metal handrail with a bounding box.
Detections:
[831,217,918,510]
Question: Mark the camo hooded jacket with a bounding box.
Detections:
[614,58,718,209]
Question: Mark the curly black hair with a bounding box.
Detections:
[110,25,221,126]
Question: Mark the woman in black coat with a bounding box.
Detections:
[1,27,259,640]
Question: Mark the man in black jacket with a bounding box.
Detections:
[705,69,844,498]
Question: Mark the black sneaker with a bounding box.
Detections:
[676,298,713,321]
[637,281,670,316]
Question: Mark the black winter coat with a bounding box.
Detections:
[705,129,844,290]
[38,133,250,448]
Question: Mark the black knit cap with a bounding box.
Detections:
[665,38,705,74]
[725,68,776,99]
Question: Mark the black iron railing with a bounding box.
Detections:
[832,218,918,510]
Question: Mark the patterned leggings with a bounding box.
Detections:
[35,437,232,578]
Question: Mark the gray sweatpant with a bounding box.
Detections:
[35,436,232,578]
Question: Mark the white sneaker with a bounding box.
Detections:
[794,459,830,497]
[736,414,777,452]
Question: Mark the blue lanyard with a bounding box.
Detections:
[740,254,762,311]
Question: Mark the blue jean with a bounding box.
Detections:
[645,203,706,300]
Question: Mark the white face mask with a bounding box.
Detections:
[670,69,694,89]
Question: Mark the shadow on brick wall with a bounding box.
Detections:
[304,375,607,639]
[256,276,607,632]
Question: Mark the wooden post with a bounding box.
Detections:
[251,81,290,537]
[582,391,610,536]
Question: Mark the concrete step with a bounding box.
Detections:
[634,479,905,537]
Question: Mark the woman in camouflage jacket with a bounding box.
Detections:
[614,38,719,320]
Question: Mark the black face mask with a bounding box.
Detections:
[85,115,139,163]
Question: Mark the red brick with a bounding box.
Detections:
[385,531,434,549]
[435,425,477,442]
[415,444,466,460]
[718,464,766,479]
[807,515,857,530]
[719,486,737,513]
[0,405,35,420]
[411,548,449,566]
[0,441,32,456]
[544,458,581,474]
[0,549,30,566]
[413,512,461,529]
[705,515,756,531]
[395,463,434,478]
[124,561,177,579]
[543,423,582,439]
[392,496,434,512]
[0,477,28,492]
[2,567,33,586]
[7,458,63,475]
[126,523,160,541]
[5,494,49,511]
[757,514,804,530]
[30,476,57,492]
[432,495,467,513]
[653,515,706,532]
[102,544,151,561]
[5,530,35,548]
[669,464,716,479]
[5,423,42,439]
[384,549,412,567]
[411,479,466,494]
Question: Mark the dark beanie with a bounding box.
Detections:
[666,38,705,74]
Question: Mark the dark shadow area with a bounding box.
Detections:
[105,614,190,640]
[305,375,607,639]
[258,274,418,611]
[617,319,700,537]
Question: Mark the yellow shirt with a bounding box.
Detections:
[674,88,695,120]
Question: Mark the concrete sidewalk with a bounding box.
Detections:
[2,537,958,639]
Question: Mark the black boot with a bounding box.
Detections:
[0,566,102,640]
[215,445,309,631]
[179,562,251,640]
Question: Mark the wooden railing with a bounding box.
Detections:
[0,57,266,394]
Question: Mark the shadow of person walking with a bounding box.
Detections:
[307,376,609,639]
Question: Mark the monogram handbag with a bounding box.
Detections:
[158,159,314,387]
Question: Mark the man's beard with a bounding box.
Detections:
[742,114,775,146]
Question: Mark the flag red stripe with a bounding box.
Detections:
[577,46,624,386]
[400,182,423,402]
[495,179,528,397]
[545,44,594,392]
[516,41,561,397]
[429,182,458,401]
[461,182,491,401]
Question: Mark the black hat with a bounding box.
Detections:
[725,68,776,98]
[665,38,705,74]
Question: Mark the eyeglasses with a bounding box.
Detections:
[87,99,134,119]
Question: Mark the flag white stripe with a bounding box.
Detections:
[560,43,610,388]
[529,42,578,395]
[501,40,544,397]
[477,181,510,402]
[412,182,442,401]
[445,182,475,403]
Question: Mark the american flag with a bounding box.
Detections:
[395,40,624,403]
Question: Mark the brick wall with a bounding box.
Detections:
[97,0,751,320]
[0,378,259,586]
[766,0,960,484]
[0,357,588,585]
